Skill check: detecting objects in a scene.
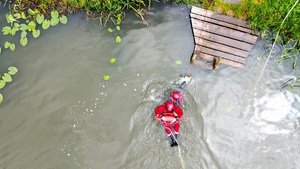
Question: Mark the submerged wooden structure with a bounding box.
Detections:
[190,6,258,69]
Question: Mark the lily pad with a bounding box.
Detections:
[110,58,116,63]
[21,30,27,38]
[42,19,51,30]
[10,26,19,36]
[13,13,21,19]
[2,26,11,35]
[116,36,121,43]
[51,17,59,26]
[14,23,20,28]
[59,15,67,24]
[6,14,17,24]
[0,93,3,104]
[32,29,40,38]
[107,28,113,33]
[0,80,5,89]
[28,21,36,32]
[103,75,110,81]
[20,37,28,46]
[21,12,26,19]
[51,10,59,18]
[8,66,18,75]
[9,43,15,51]
[36,14,44,24]
[2,73,12,82]
[4,41,10,49]
[175,60,182,65]
[20,24,28,31]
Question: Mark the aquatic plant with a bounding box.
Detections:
[0,66,18,104]
[103,75,110,81]
[1,8,68,53]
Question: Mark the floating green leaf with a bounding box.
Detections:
[175,60,182,65]
[116,26,120,31]
[32,29,40,38]
[42,19,51,30]
[2,73,12,82]
[28,8,37,15]
[9,43,15,51]
[4,42,10,49]
[116,36,121,43]
[2,26,11,35]
[6,14,17,24]
[10,26,19,36]
[59,15,67,24]
[13,13,21,19]
[14,23,20,28]
[107,28,113,33]
[21,30,27,38]
[21,12,26,19]
[28,21,36,32]
[36,14,44,24]
[51,17,59,26]
[20,24,28,31]
[0,80,5,89]
[0,93,3,104]
[110,58,116,63]
[51,10,59,18]
[8,66,18,75]
[20,37,28,46]
[103,75,110,81]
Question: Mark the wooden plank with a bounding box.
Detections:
[193,28,254,52]
[191,6,249,28]
[193,52,245,69]
[194,45,246,63]
[194,39,250,58]
[190,13,253,34]
[191,18,258,44]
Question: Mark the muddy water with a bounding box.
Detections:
[0,4,299,169]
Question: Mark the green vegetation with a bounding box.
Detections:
[202,0,300,91]
[201,0,300,42]
[0,66,18,103]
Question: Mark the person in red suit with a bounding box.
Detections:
[154,97,184,147]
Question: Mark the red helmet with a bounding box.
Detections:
[171,91,182,101]
[165,100,174,111]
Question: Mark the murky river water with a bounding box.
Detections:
[0,4,300,169]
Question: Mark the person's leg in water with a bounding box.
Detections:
[172,121,180,146]
[164,123,176,147]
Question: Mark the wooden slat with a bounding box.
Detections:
[193,52,245,69]
[191,18,258,44]
[190,13,253,34]
[191,6,249,28]
[194,39,250,58]
[193,29,254,52]
[194,45,246,63]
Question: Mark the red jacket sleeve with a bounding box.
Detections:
[154,105,166,118]
[173,105,183,119]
